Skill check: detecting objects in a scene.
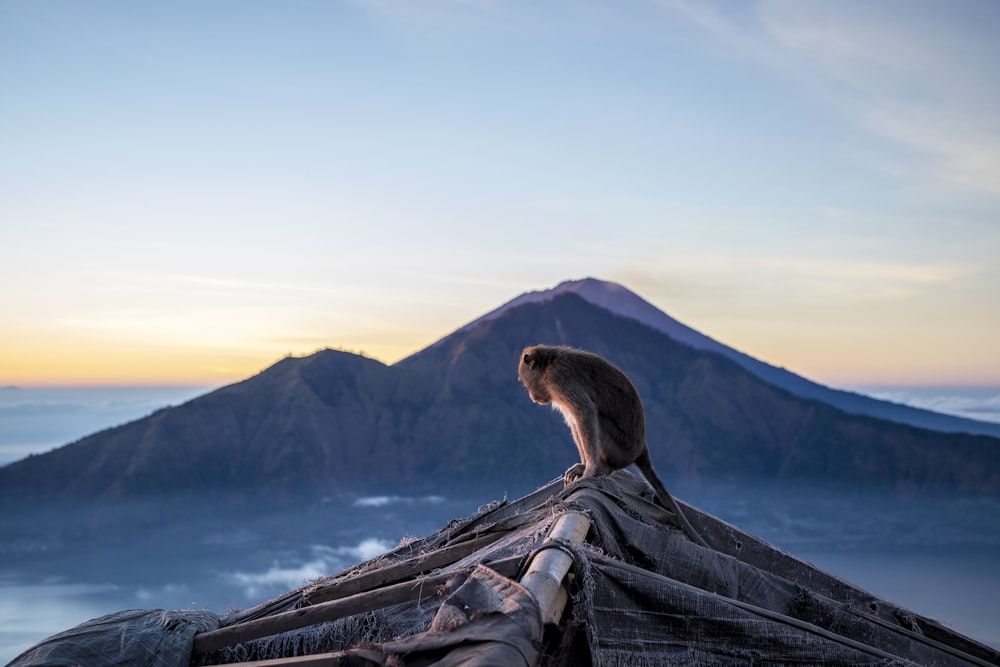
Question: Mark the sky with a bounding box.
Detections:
[1,0,998,389]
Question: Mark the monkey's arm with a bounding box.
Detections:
[553,384,606,483]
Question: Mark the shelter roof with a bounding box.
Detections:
[11,472,1000,666]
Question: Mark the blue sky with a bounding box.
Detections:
[1,0,998,386]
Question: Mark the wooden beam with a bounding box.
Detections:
[191,557,521,657]
[197,647,387,667]
[306,531,507,605]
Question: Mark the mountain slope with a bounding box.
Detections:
[463,278,1000,438]
[2,290,997,509]
[401,292,999,492]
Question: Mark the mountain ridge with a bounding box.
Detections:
[448,277,1000,438]
[1,281,997,509]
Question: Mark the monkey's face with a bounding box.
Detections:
[518,349,551,404]
[523,383,550,405]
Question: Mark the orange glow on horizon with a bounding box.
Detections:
[0,337,421,388]
[3,332,997,390]
[2,298,996,389]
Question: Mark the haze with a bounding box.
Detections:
[2,1,998,388]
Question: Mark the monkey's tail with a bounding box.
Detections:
[635,450,710,549]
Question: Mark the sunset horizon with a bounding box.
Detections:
[4,278,1000,390]
[3,2,998,391]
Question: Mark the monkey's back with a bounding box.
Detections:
[549,348,646,445]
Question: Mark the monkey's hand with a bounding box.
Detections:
[563,463,586,485]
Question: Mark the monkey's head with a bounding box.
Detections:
[517,345,557,404]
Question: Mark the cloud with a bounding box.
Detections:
[348,0,511,31]
[335,538,395,561]
[224,559,331,599]
[759,0,1000,196]
[860,388,1000,425]
[352,495,446,507]
[661,0,1000,198]
[135,583,190,603]
[755,257,976,300]
[221,538,394,599]
[624,244,977,302]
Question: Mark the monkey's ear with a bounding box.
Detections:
[522,352,535,369]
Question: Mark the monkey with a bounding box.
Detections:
[518,344,709,548]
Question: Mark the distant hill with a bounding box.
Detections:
[1,281,998,509]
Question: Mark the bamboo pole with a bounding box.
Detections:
[518,511,590,624]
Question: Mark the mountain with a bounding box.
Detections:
[467,278,1000,438]
[1,280,998,509]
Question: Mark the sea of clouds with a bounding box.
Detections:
[852,386,1000,425]
[220,538,394,599]
[2,383,999,664]
[0,386,210,465]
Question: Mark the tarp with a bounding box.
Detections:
[566,474,995,665]
[12,472,1000,666]
[6,609,220,667]
[360,564,542,667]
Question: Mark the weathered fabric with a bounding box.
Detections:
[556,474,993,666]
[18,473,999,666]
[585,556,915,666]
[7,608,220,667]
[208,565,543,667]
[379,564,542,667]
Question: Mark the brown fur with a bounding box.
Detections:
[518,345,708,547]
